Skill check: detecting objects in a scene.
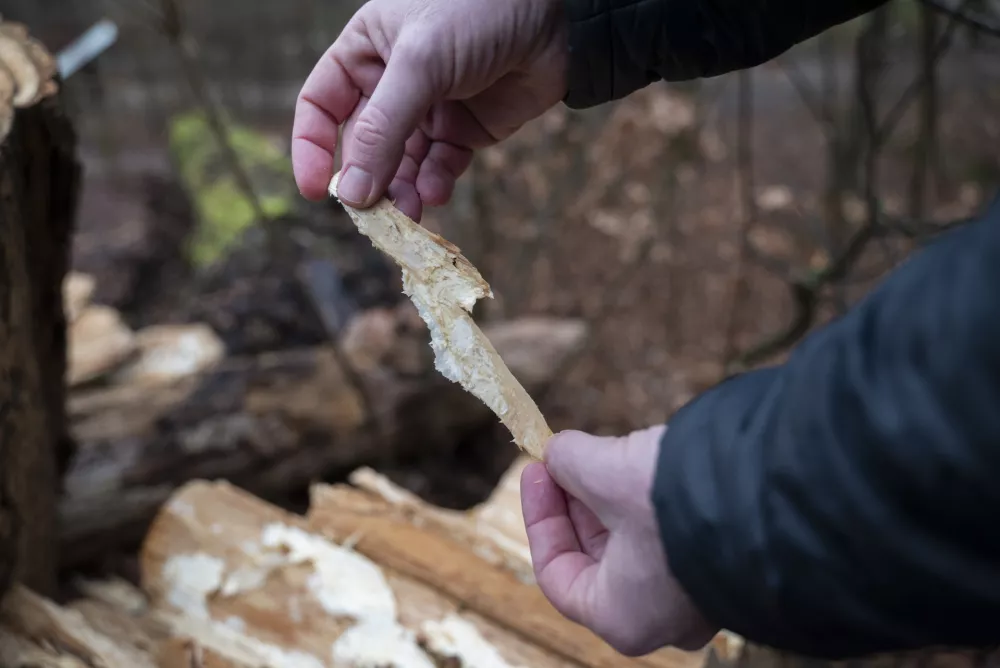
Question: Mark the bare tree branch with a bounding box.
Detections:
[722,70,757,363]
[920,0,1000,38]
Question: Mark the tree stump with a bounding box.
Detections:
[0,18,80,597]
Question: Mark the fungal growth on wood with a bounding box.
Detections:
[330,172,553,460]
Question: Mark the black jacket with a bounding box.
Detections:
[564,0,1000,659]
[564,0,889,108]
[655,199,1000,659]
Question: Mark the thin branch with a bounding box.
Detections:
[729,8,889,371]
[159,0,266,224]
[779,58,834,131]
[722,70,757,363]
[877,0,974,144]
[731,217,881,370]
[920,0,1000,38]
[908,1,941,219]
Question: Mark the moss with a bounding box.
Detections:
[169,110,296,268]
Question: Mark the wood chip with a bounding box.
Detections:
[330,173,552,459]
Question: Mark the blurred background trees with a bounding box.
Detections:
[6,0,999,473]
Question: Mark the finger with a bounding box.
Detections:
[383,129,428,220]
[521,462,580,556]
[338,38,444,208]
[567,496,608,560]
[421,100,498,150]
[521,462,599,626]
[416,141,473,207]
[291,31,369,200]
[291,100,342,201]
[543,431,625,521]
[387,178,422,221]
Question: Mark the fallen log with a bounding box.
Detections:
[0,17,80,596]
[135,468,708,668]
[3,461,998,668]
[60,307,588,568]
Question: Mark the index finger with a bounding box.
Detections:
[291,45,362,200]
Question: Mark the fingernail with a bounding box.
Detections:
[337,165,373,205]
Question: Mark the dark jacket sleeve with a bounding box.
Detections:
[564,0,889,108]
[651,195,1000,659]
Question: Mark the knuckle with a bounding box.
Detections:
[395,32,437,69]
[351,107,391,157]
[393,31,446,89]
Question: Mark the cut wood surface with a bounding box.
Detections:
[2,460,997,667]
[0,16,80,597]
[60,293,587,567]
[0,576,996,668]
[346,458,535,583]
[136,471,711,668]
[332,172,554,460]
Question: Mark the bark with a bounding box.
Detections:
[60,312,589,568]
[0,18,80,597]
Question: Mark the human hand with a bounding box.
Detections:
[291,0,569,221]
[521,426,719,656]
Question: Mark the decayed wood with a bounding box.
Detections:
[0,575,995,668]
[346,458,535,583]
[307,482,703,668]
[64,269,227,388]
[130,473,1000,668]
[5,462,999,668]
[0,17,79,597]
[139,479,581,668]
[332,171,553,459]
[137,474,712,668]
[59,307,587,568]
[0,584,158,668]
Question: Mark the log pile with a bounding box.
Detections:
[60,266,589,568]
[0,453,735,668]
[2,462,997,667]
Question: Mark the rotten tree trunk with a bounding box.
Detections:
[0,18,80,597]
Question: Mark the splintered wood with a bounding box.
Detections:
[123,466,711,668]
[330,172,552,459]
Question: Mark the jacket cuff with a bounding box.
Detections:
[651,368,792,650]
[563,0,614,108]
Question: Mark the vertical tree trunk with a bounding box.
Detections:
[0,19,80,597]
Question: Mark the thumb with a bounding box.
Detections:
[543,426,665,522]
[337,40,443,208]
